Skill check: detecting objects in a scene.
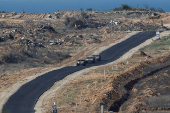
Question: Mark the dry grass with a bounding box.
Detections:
[0,23,127,110]
[43,34,170,113]
[1,11,170,113]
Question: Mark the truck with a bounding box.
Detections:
[85,56,95,63]
[76,60,87,66]
[92,55,101,61]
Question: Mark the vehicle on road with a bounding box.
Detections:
[76,60,87,66]
[92,55,101,61]
[85,56,95,63]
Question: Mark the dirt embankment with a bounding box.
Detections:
[34,31,139,113]
[0,11,170,113]
[88,55,170,113]
[41,31,170,113]
[0,30,134,113]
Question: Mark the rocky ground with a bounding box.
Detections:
[41,31,170,113]
[0,10,168,73]
[0,9,170,113]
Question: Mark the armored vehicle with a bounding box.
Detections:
[85,56,95,63]
[92,55,101,61]
[76,60,86,66]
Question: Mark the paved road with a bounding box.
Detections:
[2,31,156,113]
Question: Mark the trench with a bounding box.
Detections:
[108,64,170,112]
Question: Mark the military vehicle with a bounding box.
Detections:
[92,55,101,61]
[85,56,95,63]
[76,60,87,66]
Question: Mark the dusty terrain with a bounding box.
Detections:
[40,31,170,113]
[0,8,170,113]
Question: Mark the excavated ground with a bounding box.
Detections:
[42,35,170,113]
[1,11,170,113]
[110,56,170,113]
[43,53,170,113]
[86,55,170,113]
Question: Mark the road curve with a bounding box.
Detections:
[2,31,156,113]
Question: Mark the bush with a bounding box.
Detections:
[46,52,71,63]
[73,20,84,29]
[64,16,76,28]
[80,8,83,11]
[22,51,34,58]
[157,8,165,13]
[64,16,71,26]
[143,4,149,10]
[81,11,89,19]
[2,53,25,64]
[61,52,71,58]
[86,8,93,11]
[150,7,156,11]
[121,4,132,10]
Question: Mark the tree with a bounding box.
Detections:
[74,20,84,29]
[121,4,132,10]
[64,16,71,26]
[150,7,156,11]
[80,8,83,11]
[81,11,89,19]
[86,8,93,11]
[157,8,165,13]
[22,9,25,13]
[64,16,76,28]
[143,4,149,10]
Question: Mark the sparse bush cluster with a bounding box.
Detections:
[86,8,93,11]
[113,4,132,11]
[64,16,85,29]
[0,11,6,13]
[112,4,165,13]
[81,11,89,19]
[121,4,132,10]
[0,50,71,65]
[157,8,165,13]
[64,16,76,28]
[1,53,25,64]
[149,7,164,13]
[0,41,71,66]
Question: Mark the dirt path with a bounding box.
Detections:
[0,18,25,23]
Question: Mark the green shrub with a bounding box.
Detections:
[2,53,25,64]
[86,8,93,11]
[121,4,132,10]
[157,8,165,13]
[150,7,156,11]
[81,11,89,19]
[64,16,76,28]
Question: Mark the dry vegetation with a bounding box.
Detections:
[0,7,170,113]
[43,34,170,113]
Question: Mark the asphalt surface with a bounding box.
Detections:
[2,31,156,113]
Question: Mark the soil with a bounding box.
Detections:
[40,31,170,113]
[0,10,170,113]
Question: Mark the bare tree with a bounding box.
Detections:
[143,4,149,10]
[157,8,165,13]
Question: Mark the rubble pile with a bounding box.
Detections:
[110,22,161,31]
[0,10,168,69]
[133,22,160,31]
[0,20,105,67]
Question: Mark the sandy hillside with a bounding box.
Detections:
[0,8,170,113]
